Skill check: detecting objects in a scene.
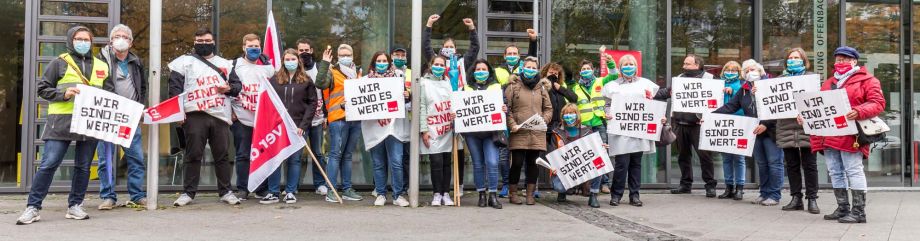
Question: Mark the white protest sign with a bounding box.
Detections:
[754,74,821,120]
[344,77,406,121]
[516,114,547,132]
[421,81,454,154]
[70,84,144,148]
[671,77,724,113]
[699,113,759,157]
[607,94,667,141]
[795,89,857,136]
[541,133,613,190]
[452,89,506,133]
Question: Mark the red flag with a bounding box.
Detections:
[143,95,185,124]
[248,79,306,192]
[263,10,281,72]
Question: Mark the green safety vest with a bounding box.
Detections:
[48,53,108,115]
[494,65,520,87]
[571,78,605,127]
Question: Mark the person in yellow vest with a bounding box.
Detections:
[495,29,538,87]
[315,44,365,202]
[18,26,109,225]
[568,48,619,144]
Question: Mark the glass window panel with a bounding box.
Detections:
[488,0,533,14]
[487,18,532,32]
[39,22,108,37]
[40,1,108,17]
[485,37,531,55]
[912,3,920,187]
[0,0,23,187]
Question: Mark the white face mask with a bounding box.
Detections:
[746,72,761,81]
[112,38,131,52]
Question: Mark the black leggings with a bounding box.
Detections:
[784,147,818,199]
[510,150,541,185]
[427,152,453,194]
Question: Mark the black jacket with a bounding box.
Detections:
[546,79,577,131]
[270,75,318,131]
[98,45,148,104]
[713,81,777,139]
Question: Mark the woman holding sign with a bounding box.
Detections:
[461,59,505,209]
[505,56,553,206]
[603,54,663,207]
[804,47,885,224]
[361,51,411,207]
[717,61,746,200]
[714,60,785,207]
[776,48,821,213]
[550,104,604,208]
[419,55,459,206]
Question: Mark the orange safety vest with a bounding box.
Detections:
[323,67,356,122]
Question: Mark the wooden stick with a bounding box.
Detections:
[452,136,461,206]
[303,143,343,204]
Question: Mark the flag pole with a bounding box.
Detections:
[452,137,460,206]
[303,139,343,204]
[146,0,162,211]
[408,0,423,207]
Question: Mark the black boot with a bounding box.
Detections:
[556,193,567,203]
[782,195,804,211]
[824,188,850,220]
[717,185,735,199]
[733,185,744,200]
[609,196,620,206]
[588,193,600,208]
[629,196,643,207]
[705,186,717,198]
[477,191,487,207]
[807,198,820,214]
[839,190,866,223]
[488,192,502,209]
[670,185,691,194]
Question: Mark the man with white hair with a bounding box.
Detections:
[96,24,149,209]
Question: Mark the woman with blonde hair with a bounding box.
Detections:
[716,61,745,200]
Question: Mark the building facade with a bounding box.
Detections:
[1,0,918,193]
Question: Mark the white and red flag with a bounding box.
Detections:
[247,79,306,192]
[263,10,282,72]
[143,95,185,124]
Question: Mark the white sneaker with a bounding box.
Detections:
[315,186,329,195]
[374,195,387,206]
[65,204,89,220]
[371,190,379,197]
[173,193,193,207]
[220,193,241,205]
[431,193,443,206]
[441,193,455,206]
[283,193,297,204]
[15,206,40,225]
[393,196,410,207]
[259,193,280,204]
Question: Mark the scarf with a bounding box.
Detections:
[834,66,860,88]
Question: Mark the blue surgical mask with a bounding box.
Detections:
[284,60,298,71]
[505,56,520,66]
[786,59,805,74]
[393,58,407,69]
[723,72,739,80]
[579,70,594,81]
[431,66,446,77]
[338,56,353,66]
[74,40,91,55]
[621,66,637,77]
[474,70,489,83]
[245,47,261,61]
[562,114,578,126]
[522,67,538,79]
[375,62,389,73]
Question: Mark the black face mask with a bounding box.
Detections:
[194,43,216,56]
[683,68,703,77]
[547,75,559,83]
[300,53,315,69]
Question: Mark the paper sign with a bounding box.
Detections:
[699,113,759,157]
[344,77,406,121]
[540,133,614,190]
[70,85,144,148]
[795,89,858,136]
[671,77,725,113]
[452,89,506,133]
[607,94,668,141]
[754,74,821,120]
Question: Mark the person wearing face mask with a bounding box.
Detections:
[315,44,364,203]
[775,48,820,214]
[540,63,577,136]
[548,104,605,208]
[390,47,413,196]
[424,14,479,75]
[361,52,411,207]
[166,28,242,207]
[662,54,718,197]
[603,54,664,207]
[228,34,276,202]
[296,38,329,196]
[419,55,460,206]
[569,49,620,194]
[803,47,884,224]
[495,29,538,87]
[463,59,504,209]
[91,24,148,210]
[714,61,745,201]
[17,26,110,225]
[264,49,318,204]
[504,57,553,206]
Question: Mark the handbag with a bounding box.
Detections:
[854,116,889,147]
[493,130,510,147]
[656,123,677,147]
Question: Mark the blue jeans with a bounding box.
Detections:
[753,135,784,201]
[231,121,254,191]
[371,136,405,199]
[267,147,303,195]
[28,139,98,209]
[464,135,500,192]
[499,146,510,186]
[326,120,361,191]
[824,149,867,190]
[307,124,326,188]
[97,131,146,202]
[552,176,602,193]
[591,125,610,186]
[721,153,745,186]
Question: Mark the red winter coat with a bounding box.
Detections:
[810,67,886,157]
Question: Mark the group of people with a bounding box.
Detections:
[17,15,881,226]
